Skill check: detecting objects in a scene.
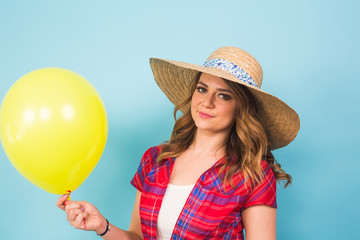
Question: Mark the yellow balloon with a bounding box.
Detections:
[0,68,108,195]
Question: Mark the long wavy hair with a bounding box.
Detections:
[158,72,292,188]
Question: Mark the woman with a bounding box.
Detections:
[57,46,300,239]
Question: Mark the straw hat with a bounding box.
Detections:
[149,46,300,150]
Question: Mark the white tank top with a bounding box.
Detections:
[156,183,195,240]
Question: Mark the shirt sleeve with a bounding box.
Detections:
[130,146,157,192]
[243,160,277,209]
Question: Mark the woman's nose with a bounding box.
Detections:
[202,93,215,108]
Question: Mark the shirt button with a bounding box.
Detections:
[185,204,191,209]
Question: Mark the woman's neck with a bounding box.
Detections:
[189,129,229,158]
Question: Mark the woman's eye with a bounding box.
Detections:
[196,86,207,93]
[219,93,231,100]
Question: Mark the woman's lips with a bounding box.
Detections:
[199,111,213,119]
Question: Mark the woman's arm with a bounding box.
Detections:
[56,190,143,240]
[242,205,276,240]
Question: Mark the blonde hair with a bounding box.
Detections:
[158,73,292,188]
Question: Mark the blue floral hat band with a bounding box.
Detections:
[203,58,258,88]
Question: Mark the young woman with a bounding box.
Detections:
[57,46,300,240]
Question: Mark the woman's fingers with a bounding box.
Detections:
[56,194,69,210]
[76,201,100,216]
[57,199,103,231]
[66,208,83,222]
[64,203,88,229]
[65,201,83,218]
[74,212,88,229]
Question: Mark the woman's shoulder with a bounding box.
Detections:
[214,159,274,193]
[143,144,165,155]
[237,160,274,183]
[259,159,275,177]
[140,144,167,163]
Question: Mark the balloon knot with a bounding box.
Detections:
[65,190,72,201]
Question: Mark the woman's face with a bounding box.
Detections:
[191,73,237,135]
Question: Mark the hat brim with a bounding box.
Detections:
[150,58,300,150]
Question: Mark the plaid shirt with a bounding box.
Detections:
[131,146,277,240]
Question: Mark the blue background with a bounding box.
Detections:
[1,0,359,239]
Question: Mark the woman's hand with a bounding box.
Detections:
[56,195,107,235]
[56,191,143,240]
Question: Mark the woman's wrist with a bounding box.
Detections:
[95,217,109,236]
[97,219,110,236]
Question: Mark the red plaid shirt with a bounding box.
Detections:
[131,146,277,240]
